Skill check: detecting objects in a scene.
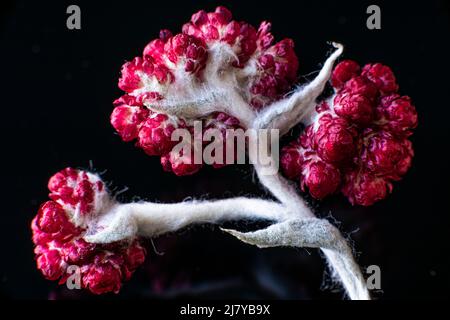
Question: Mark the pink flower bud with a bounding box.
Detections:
[161,147,203,176]
[362,63,398,95]
[343,76,378,99]
[118,57,153,93]
[361,130,414,180]
[36,249,65,281]
[118,56,173,102]
[249,38,298,108]
[62,238,96,264]
[342,170,392,206]
[334,92,374,125]
[280,142,304,179]
[302,160,341,200]
[182,6,257,67]
[331,60,361,89]
[164,33,208,74]
[377,94,418,136]
[313,114,357,163]
[48,168,105,215]
[82,258,123,295]
[256,21,274,50]
[138,114,181,156]
[111,99,149,142]
[122,242,147,281]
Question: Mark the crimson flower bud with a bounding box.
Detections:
[331,60,361,89]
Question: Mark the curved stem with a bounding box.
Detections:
[250,147,370,300]
[221,218,370,300]
[321,248,370,300]
[253,162,314,219]
[85,197,290,244]
[152,86,255,127]
[253,43,343,134]
[88,42,369,300]
[132,198,289,236]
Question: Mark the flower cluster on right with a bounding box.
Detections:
[281,60,418,206]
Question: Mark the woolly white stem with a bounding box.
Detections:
[253,43,344,134]
[221,218,370,300]
[90,42,369,300]
[133,198,289,236]
[249,140,370,300]
[85,197,290,244]
[253,162,313,218]
[153,87,255,127]
[321,248,370,300]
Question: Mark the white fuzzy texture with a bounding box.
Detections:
[221,218,370,300]
[85,198,289,243]
[148,42,256,127]
[56,171,112,229]
[253,43,344,133]
[86,43,370,300]
[249,134,370,300]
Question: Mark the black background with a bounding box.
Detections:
[0,0,449,300]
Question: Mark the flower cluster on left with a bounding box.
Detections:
[31,168,146,294]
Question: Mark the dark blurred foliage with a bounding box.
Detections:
[0,0,449,299]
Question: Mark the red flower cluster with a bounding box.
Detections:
[112,6,299,175]
[281,60,417,206]
[112,93,242,175]
[31,168,146,294]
